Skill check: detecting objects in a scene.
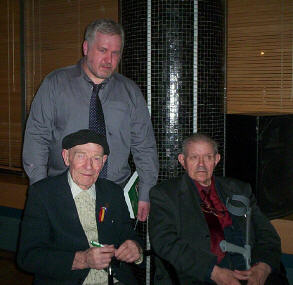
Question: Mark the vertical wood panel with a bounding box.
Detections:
[24,0,118,113]
[0,0,22,169]
[0,0,118,171]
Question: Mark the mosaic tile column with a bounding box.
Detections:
[120,2,225,284]
[197,0,225,175]
[120,0,225,178]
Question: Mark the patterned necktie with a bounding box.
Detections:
[201,189,225,263]
[74,191,109,284]
[89,83,107,178]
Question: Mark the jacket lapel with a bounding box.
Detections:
[214,177,247,232]
[56,171,89,247]
[95,179,113,244]
[179,174,210,243]
[214,177,230,205]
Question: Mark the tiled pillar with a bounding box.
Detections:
[121,0,225,179]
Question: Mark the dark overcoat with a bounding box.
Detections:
[149,174,281,284]
[18,171,141,285]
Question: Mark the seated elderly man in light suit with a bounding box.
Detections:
[149,133,287,285]
[18,129,143,285]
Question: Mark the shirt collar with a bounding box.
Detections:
[194,176,215,196]
[67,171,96,200]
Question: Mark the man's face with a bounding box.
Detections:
[62,143,107,190]
[178,140,220,186]
[82,32,122,84]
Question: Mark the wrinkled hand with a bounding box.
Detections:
[211,265,242,285]
[86,245,115,270]
[137,201,150,222]
[115,240,141,263]
[233,262,271,285]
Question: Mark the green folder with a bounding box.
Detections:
[123,171,139,219]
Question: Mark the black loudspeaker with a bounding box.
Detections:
[225,114,293,219]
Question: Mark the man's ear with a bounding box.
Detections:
[215,153,221,166]
[178,154,186,169]
[102,155,108,166]
[82,40,88,56]
[62,149,70,167]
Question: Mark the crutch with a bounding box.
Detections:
[219,195,251,269]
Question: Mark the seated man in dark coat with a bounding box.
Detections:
[149,133,286,285]
[18,129,143,285]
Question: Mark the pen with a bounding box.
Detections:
[90,240,104,248]
[134,217,139,230]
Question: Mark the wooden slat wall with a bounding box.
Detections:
[0,0,118,171]
[0,0,22,169]
[24,0,118,114]
[227,0,293,114]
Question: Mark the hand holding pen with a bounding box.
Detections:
[87,241,115,270]
[91,241,114,285]
[90,239,142,265]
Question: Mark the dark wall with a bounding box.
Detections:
[226,114,293,219]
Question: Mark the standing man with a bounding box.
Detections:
[22,19,159,221]
[18,129,143,285]
[149,133,285,285]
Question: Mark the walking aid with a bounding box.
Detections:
[219,195,252,270]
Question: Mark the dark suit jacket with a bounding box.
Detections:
[149,174,281,285]
[17,171,141,285]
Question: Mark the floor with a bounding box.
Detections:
[0,250,33,285]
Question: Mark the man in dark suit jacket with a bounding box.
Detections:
[18,129,143,285]
[149,133,284,285]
